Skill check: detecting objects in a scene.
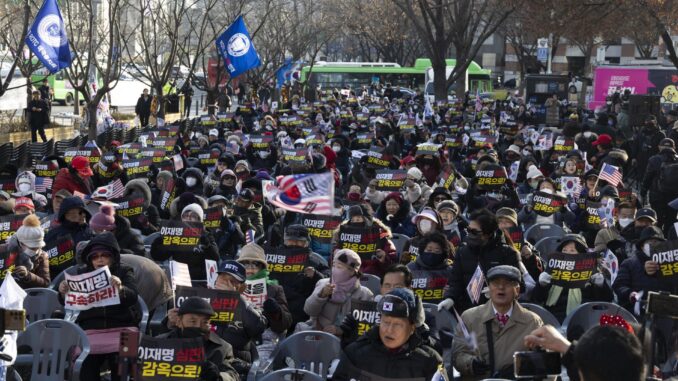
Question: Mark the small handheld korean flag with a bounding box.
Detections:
[25,0,72,73]
[216,15,261,78]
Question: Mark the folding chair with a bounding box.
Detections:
[521,303,561,329]
[422,302,457,348]
[561,302,637,340]
[260,369,323,381]
[23,288,61,323]
[255,331,341,380]
[390,233,411,259]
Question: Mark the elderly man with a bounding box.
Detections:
[452,265,543,379]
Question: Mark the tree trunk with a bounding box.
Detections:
[455,75,466,99]
[87,101,98,140]
[432,62,447,101]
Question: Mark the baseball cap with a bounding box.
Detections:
[238,189,254,202]
[209,129,219,137]
[217,260,246,282]
[592,134,612,146]
[13,197,35,212]
[635,208,657,222]
[487,265,522,283]
[71,156,93,177]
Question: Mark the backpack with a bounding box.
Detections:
[658,160,678,195]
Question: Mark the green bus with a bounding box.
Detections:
[31,68,102,106]
[300,58,493,98]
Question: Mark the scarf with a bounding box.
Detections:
[247,268,278,286]
[546,285,582,316]
[330,267,359,303]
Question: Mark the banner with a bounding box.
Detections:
[140,148,168,163]
[44,234,75,269]
[506,226,523,251]
[410,269,448,303]
[582,200,602,230]
[0,178,15,192]
[0,215,25,244]
[112,195,145,218]
[301,215,341,244]
[150,138,178,154]
[64,266,121,311]
[123,158,153,179]
[64,147,101,164]
[159,221,203,253]
[243,277,267,308]
[248,135,273,151]
[351,300,380,336]
[365,146,390,168]
[546,252,598,288]
[216,15,261,78]
[203,207,223,229]
[262,172,335,215]
[118,142,142,155]
[25,0,72,73]
[160,178,177,213]
[650,240,678,280]
[138,335,205,380]
[338,225,381,260]
[374,170,407,191]
[416,143,440,157]
[474,165,508,189]
[282,148,308,168]
[355,133,374,146]
[265,246,310,274]
[532,191,565,216]
[174,286,242,324]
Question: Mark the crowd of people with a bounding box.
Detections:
[2,85,678,380]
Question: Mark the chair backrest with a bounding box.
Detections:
[49,265,79,291]
[23,288,61,323]
[390,233,411,258]
[521,303,561,329]
[359,274,381,295]
[268,331,341,380]
[524,223,565,245]
[562,302,638,340]
[534,236,562,257]
[144,231,161,246]
[422,302,457,347]
[15,319,90,381]
[260,368,324,381]
[137,295,150,334]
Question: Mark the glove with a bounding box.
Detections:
[263,298,281,315]
[438,298,454,311]
[590,273,605,287]
[339,313,358,336]
[200,361,221,381]
[630,291,640,303]
[538,272,552,286]
[471,358,490,375]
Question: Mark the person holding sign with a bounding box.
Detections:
[57,232,139,381]
[406,232,453,305]
[157,297,240,381]
[44,196,94,275]
[304,249,373,336]
[452,266,543,379]
[11,215,50,288]
[334,288,446,381]
[518,181,575,231]
[533,234,612,323]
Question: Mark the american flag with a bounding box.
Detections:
[34,177,53,194]
[262,172,335,215]
[475,90,483,112]
[109,179,125,199]
[599,163,623,187]
[245,229,255,244]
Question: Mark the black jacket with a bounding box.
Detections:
[533,277,614,322]
[114,215,145,255]
[334,326,445,381]
[150,229,219,281]
[135,95,152,116]
[45,221,94,276]
[613,254,678,312]
[642,149,678,199]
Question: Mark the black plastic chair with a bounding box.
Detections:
[521,303,561,329]
[524,223,566,245]
[561,302,638,340]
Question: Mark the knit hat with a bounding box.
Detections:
[235,160,250,173]
[90,204,117,231]
[496,207,518,226]
[178,297,215,317]
[237,243,267,268]
[15,214,44,248]
[526,165,544,180]
[334,249,361,271]
[220,169,236,179]
[378,287,417,323]
[407,167,423,181]
[348,204,366,219]
[13,197,35,212]
[181,203,204,222]
[384,192,403,206]
[437,200,459,215]
[284,224,309,241]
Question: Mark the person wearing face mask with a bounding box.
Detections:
[57,232,139,381]
[593,201,636,263]
[13,171,47,210]
[303,249,373,336]
[437,200,466,248]
[613,226,678,315]
[158,297,240,381]
[375,192,416,237]
[206,196,245,260]
[44,196,94,276]
[404,166,431,210]
[10,214,50,288]
[181,167,206,196]
[518,179,576,231]
[401,208,444,264]
[406,232,453,305]
[332,137,351,184]
[438,208,525,314]
[245,143,277,171]
[533,234,613,323]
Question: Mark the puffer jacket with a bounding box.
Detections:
[114,215,145,255]
[375,198,416,237]
[181,167,207,196]
[304,278,373,330]
[613,254,678,313]
[13,171,48,209]
[123,179,160,235]
[233,203,264,239]
[334,325,445,381]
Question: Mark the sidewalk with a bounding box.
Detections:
[1,125,77,144]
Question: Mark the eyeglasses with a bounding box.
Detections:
[467,228,483,235]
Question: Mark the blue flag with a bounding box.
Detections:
[275,58,293,89]
[25,0,72,74]
[216,15,261,78]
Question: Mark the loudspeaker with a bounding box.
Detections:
[628,95,661,127]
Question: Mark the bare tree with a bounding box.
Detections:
[394,0,514,101]
[632,0,678,69]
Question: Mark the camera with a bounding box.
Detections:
[513,350,561,379]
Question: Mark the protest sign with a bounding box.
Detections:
[265,246,311,274]
[150,137,178,154]
[123,158,154,179]
[301,215,341,244]
[138,335,205,380]
[159,221,203,254]
[506,226,524,251]
[410,269,448,303]
[351,300,380,336]
[281,149,308,168]
[244,277,267,308]
[0,178,15,192]
[553,136,576,152]
[546,252,598,288]
[249,135,273,151]
[118,142,142,155]
[0,215,25,244]
[444,135,464,149]
[338,225,381,260]
[112,195,145,218]
[174,286,242,324]
[365,146,390,168]
[44,234,75,271]
[474,164,508,189]
[582,200,602,230]
[416,143,440,157]
[203,207,223,229]
[355,133,374,146]
[34,160,59,178]
[140,148,168,163]
[650,240,678,280]
[170,261,192,290]
[437,170,456,190]
[159,178,177,212]
[374,169,407,191]
[195,150,219,166]
[64,147,101,164]
[305,134,324,146]
[532,190,566,216]
[64,266,121,311]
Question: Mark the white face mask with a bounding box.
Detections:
[258,151,270,159]
[186,177,197,187]
[419,219,433,234]
[619,218,633,228]
[642,243,651,256]
[18,183,31,193]
[332,145,341,153]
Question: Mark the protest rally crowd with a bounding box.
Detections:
[0,82,675,381]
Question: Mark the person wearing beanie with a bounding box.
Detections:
[404,166,432,209]
[236,243,293,335]
[90,204,145,255]
[13,171,47,209]
[375,192,416,237]
[57,232,139,381]
[11,214,50,288]
[334,287,445,381]
[216,169,239,201]
[437,200,465,248]
[303,249,373,336]
[181,203,205,222]
[44,196,94,275]
[158,296,240,381]
[401,207,445,264]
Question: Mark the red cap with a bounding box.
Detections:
[110,140,122,148]
[592,134,612,146]
[71,156,93,177]
[14,197,35,211]
[401,155,416,167]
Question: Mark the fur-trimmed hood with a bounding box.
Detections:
[607,148,629,163]
[169,193,208,219]
[124,179,152,208]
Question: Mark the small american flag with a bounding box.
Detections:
[599,163,623,187]
[245,229,255,244]
[34,177,53,193]
[109,179,125,199]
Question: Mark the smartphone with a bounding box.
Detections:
[514,351,562,378]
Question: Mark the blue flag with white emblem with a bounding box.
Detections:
[25,0,72,74]
[216,15,261,78]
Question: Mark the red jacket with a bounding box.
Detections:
[52,168,93,200]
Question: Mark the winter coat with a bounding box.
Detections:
[263,283,293,334]
[123,179,160,235]
[7,237,50,289]
[135,94,152,117]
[212,215,245,260]
[52,168,93,201]
[613,254,678,312]
[407,257,453,304]
[304,278,373,330]
[452,300,543,380]
[12,171,47,209]
[44,220,94,276]
[334,325,445,381]
[182,168,207,196]
[375,199,416,237]
[642,149,678,201]
[150,229,220,281]
[333,219,397,278]
[631,127,665,181]
[156,330,239,381]
[120,254,172,312]
[532,274,614,322]
[443,231,523,313]
[233,204,264,239]
[114,215,145,255]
